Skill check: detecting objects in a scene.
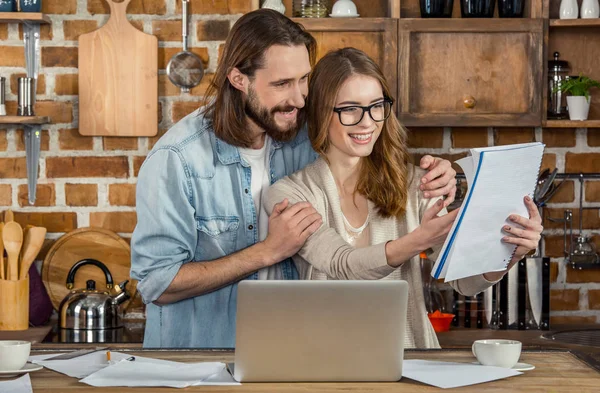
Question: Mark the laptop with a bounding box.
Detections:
[232,280,408,382]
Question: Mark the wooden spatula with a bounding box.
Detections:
[19,226,47,280]
[2,221,23,280]
[4,209,14,222]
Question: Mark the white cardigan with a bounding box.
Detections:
[265,157,497,349]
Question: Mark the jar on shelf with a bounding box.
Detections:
[293,0,330,18]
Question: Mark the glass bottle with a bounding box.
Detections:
[293,0,330,18]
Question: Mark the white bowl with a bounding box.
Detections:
[0,341,31,372]
[331,0,359,17]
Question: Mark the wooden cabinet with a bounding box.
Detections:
[398,19,544,127]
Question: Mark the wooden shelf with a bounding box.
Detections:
[0,12,51,24]
[543,120,600,128]
[550,19,600,27]
[0,116,50,125]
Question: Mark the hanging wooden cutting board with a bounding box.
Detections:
[78,0,158,137]
[41,227,142,313]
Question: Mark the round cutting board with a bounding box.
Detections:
[42,227,139,311]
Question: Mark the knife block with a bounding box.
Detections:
[0,276,30,330]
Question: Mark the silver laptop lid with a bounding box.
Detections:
[234,280,408,382]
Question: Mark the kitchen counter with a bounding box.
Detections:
[26,349,600,392]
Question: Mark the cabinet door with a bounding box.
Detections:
[398,19,544,127]
[295,18,398,99]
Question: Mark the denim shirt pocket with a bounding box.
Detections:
[195,216,240,260]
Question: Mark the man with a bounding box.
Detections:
[131,9,457,348]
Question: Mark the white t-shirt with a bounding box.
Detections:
[238,136,283,280]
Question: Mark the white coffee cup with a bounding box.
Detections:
[0,341,31,371]
[472,339,522,368]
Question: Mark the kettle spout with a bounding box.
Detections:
[111,280,131,305]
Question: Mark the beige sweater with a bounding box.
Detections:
[265,157,497,349]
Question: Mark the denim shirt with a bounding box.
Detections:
[131,109,317,348]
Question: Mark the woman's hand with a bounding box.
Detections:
[420,156,457,207]
[483,195,543,281]
[416,199,459,250]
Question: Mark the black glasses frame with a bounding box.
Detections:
[332,98,394,126]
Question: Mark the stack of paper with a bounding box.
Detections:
[432,142,545,282]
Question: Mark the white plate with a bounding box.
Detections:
[329,13,360,17]
[472,361,535,371]
[0,363,43,378]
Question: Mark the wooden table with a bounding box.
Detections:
[22,349,600,392]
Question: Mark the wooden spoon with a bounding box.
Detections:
[19,226,47,280]
[2,221,23,281]
[4,209,14,222]
[0,222,4,280]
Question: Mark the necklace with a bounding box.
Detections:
[342,213,370,241]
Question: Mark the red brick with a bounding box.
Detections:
[589,290,600,310]
[550,262,559,283]
[58,128,94,150]
[543,128,576,148]
[180,0,254,14]
[407,127,444,149]
[16,129,50,151]
[551,289,579,311]
[109,184,136,206]
[494,128,535,145]
[550,316,597,325]
[0,184,11,206]
[10,74,46,95]
[451,128,488,148]
[42,0,77,13]
[133,156,146,177]
[63,20,99,41]
[540,153,556,171]
[544,208,600,230]
[88,0,167,15]
[90,212,137,233]
[46,157,129,178]
[566,264,600,283]
[196,20,230,41]
[42,47,78,68]
[565,153,600,173]
[0,130,7,151]
[545,180,575,204]
[17,184,55,207]
[152,20,182,42]
[0,25,7,40]
[587,128,600,147]
[4,101,73,124]
[585,181,600,202]
[55,74,79,95]
[544,235,565,258]
[103,137,138,151]
[18,24,53,40]
[13,212,77,233]
[0,47,25,67]
[190,73,214,97]
[158,47,208,69]
[65,184,98,207]
[148,129,167,150]
[172,101,201,123]
[0,158,27,179]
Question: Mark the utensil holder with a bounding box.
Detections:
[0,276,30,331]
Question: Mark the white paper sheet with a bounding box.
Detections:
[432,142,544,282]
[402,359,522,389]
[30,351,134,378]
[0,374,33,393]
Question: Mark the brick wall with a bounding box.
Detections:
[1,1,599,324]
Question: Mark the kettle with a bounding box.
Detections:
[59,259,131,330]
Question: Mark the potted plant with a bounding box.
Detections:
[553,74,600,121]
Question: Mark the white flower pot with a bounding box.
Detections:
[261,0,286,14]
[560,0,579,19]
[567,96,591,121]
[581,0,600,18]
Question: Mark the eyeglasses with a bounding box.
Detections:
[332,98,394,126]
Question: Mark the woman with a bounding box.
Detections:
[264,48,542,348]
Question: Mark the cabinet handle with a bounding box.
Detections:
[463,96,476,109]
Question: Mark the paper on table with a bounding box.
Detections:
[30,351,134,378]
[79,359,239,388]
[0,374,33,393]
[402,359,522,389]
[432,142,544,282]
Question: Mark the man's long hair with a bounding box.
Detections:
[202,9,316,148]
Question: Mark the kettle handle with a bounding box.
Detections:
[66,259,114,290]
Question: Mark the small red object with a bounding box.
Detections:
[427,310,455,333]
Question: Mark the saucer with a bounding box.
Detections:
[329,13,360,17]
[472,361,535,371]
[0,363,43,378]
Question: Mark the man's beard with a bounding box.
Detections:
[244,87,306,143]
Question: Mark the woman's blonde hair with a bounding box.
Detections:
[307,48,412,218]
